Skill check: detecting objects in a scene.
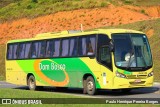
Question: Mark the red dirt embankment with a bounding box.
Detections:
[0,5,159,44]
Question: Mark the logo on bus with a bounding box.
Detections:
[34,59,69,86]
[39,62,66,71]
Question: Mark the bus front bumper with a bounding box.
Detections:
[112,76,154,89]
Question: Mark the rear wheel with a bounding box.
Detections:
[84,76,96,95]
[28,75,36,90]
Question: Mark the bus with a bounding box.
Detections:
[6,29,153,95]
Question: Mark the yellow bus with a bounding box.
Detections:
[6,29,153,95]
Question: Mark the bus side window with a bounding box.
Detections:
[38,41,46,58]
[87,36,96,56]
[46,40,54,57]
[100,46,111,69]
[13,44,18,59]
[61,39,69,57]
[31,42,39,58]
[7,44,13,59]
[78,37,87,56]
[69,38,77,56]
[24,43,31,58]
[18,43,25,59]
[54,40,60,57]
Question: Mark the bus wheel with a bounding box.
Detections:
[28,75,36,90]
[85,76,96,95]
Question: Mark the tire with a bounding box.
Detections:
[28,75,36,90]
[85,76,96,95]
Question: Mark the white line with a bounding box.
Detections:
[154,82,160,85]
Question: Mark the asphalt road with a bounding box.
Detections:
[0,81,160,98]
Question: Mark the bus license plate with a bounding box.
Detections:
[134,79,141,83]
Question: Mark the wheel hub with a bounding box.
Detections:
[30,79,35,89]
[87,81,93,91]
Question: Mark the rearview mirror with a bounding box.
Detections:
[109,40,114,52]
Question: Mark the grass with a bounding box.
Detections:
[100,18,160,81]
[0,76,5,81]
[0,89,159,107]
[121,0,160,6]
[0,88,80,98]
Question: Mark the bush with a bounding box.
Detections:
[32,0,38,3]
[27,5,32,9]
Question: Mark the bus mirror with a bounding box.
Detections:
[109,40,114,52]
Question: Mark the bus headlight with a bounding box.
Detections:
[148,71,153,77]
[116,71,126,78]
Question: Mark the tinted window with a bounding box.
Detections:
[61,39,69,56]
[69,38,77,56]
[78,37,87,56]
[87,36,96,55]
[7,45,13,59]
[100,46,112,69]
[97,34,112,70]
[54,40,60,57]
[46,40,54,57]
[13,44,18,59]
[31,42,39,58]
[78,35,96,56]
[18,43,25,59]
[38,41,46,58]
[25,43,31,58]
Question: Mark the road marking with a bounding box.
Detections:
[154,82,160,85]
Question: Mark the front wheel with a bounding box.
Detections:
[85,76,96,95]
[28,75,36,90]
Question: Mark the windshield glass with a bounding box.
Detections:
[112,33,152,70]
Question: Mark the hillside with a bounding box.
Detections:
[0,4,160,44]
[0,0,160,22]
[0,0,160,80]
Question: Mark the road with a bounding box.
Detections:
[0,81,160,98]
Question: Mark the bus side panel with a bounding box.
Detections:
[6,61,27,85]
[80,58,101,89]
[15,58,105,88]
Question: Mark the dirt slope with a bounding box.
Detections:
[0,5,160,44]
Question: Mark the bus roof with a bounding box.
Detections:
[7,29,144,43]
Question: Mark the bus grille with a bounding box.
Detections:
[126,75,147,79]
[129,81,145,85]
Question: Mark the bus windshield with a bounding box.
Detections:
[112,33,152,70]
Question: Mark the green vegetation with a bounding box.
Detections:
[0,88,81,98]
[101,18,160,81]
[0,45,5,80]
[0,0,22,8]
[0,0,160,23]
[120,0,160,6]
[0,89,159,107]
[0,0,110,22]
